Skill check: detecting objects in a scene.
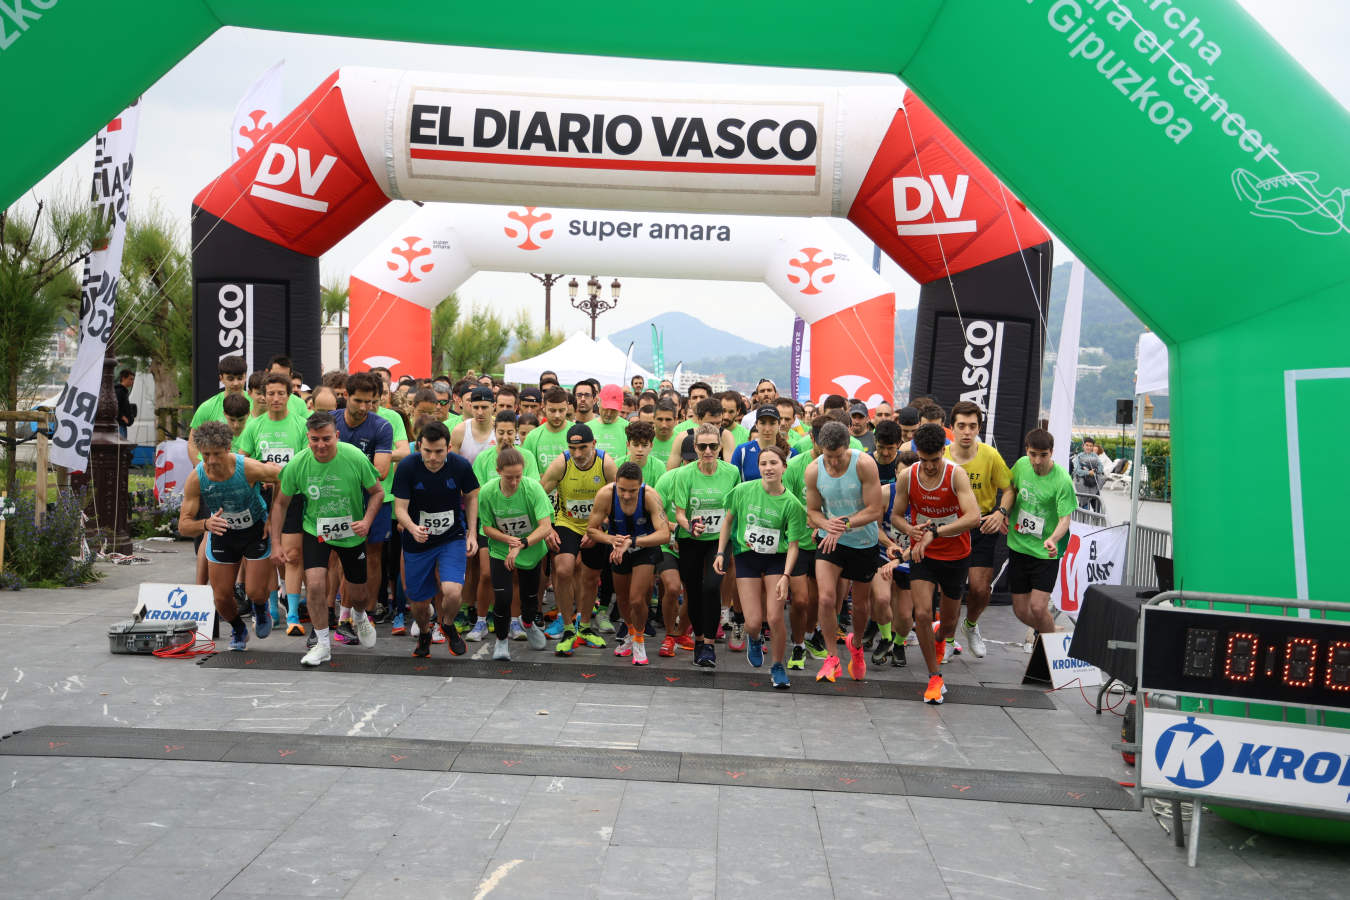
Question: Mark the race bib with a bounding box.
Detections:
[1016,510,1045,537]
[221,508,254,530]
[694,507,725,532]
[259,447,292,466]
[496,514,531,537]
[922,512,958,528]
[744,523,780,554]
[565,498,595,520]
[420,509,456,536]
[316,515,354,542]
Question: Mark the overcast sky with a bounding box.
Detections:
[22,0,1349,349]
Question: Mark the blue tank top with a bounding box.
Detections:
[816,450,877,549]
[197,454,267,530]
[609,484,654,539]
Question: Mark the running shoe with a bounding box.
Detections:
[577,626,606,649]
[444,624,467,657]
[300,642,331,667]
[924,674,947,705]
[815,655,841,683]
[720,606,734,631]
[845,633,867,681]
[544,616,566,639]
[234,583,250,618]
[871,638,893,666]
[509,618,527,641]
[614,636,633,658]
[334,621,360,646]
[453,608,471,633]
[431,622,446,644]
[466,619,489,642]
[891,644,907,667]
[675,633,696,652]
[644,617,658,637]
[632,641,649,666]
[306,628,318,649]
[524,623,547,651]
[228,624,248,651]
[804,631,828,659]
[787,645,807,671]
[593,606,615,634]
[615,621,629,641]
[390,613,407,636]
[493,638,511,661]
[253,604,272,639]
[746,636,764,668]
[285,622,306,637]
[770,662,790,689]
[693,643,716,669]
[659,635,677,657]
[714,624,725,642]
[412,632,432,658]
[728,623,746,652]
[960,620,987,658]
[862,620,878,651]
[555,630,578,657]
[355,616,377,649]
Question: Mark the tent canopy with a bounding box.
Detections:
[1134,332,1169,397]
[503,333,656,388]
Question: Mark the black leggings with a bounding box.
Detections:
[677,539,723,641]
[489,557,542,640]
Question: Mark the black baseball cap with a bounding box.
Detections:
[755,405,781,421]
[567,423,594,444]
[470,386,494,403]
[849,402,869,418]
[896,406,920,426]
[520,386,542,402]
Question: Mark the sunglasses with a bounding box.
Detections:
[695,442,719,452]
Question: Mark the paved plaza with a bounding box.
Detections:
[0,542,1344,898]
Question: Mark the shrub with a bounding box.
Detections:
[2,489,100,589]
[129,488,182,540]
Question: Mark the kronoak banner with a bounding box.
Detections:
[189,70,1048,453]
[346,205,896,406]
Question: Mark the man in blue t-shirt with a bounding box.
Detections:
[331,372,394,644]
[392,419,479,659]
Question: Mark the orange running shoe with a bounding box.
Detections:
[659,635,677,657]
[845,633,867,681]
[815,655,842,682]
[675,633,696,652]
[924,674,946,705]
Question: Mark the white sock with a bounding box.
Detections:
[339,605,353,621]
[353,608,369,623]
[316,627,331,647]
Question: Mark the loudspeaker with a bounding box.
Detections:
[1116,399,1134,425]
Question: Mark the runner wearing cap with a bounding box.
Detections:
[729,405,795,481]
[591,384,629,459]
[479,446,553,661]
[521,387,572,474]
[451,386,497,463]
[518,386,542,419]
[587,461,671,666]
[849,403,877,452]
[540,422,617,655]
[895,406,921,447]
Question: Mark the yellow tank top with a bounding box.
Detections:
[555,450,609,534]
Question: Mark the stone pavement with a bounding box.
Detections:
[0,540,1344,899]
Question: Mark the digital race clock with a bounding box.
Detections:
[1140,606,1350,711]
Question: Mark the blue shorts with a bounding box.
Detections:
[367,504,393,544]
[403,539,467,602]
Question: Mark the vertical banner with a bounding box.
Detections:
[622,341,635,386]
[51,101,141,473]
[789,316,805,401]
[1053,522,1129,622]
[650,324,664,378]
[798,322,811,402]
[1049,259,1086,470]
[230,60,284,163]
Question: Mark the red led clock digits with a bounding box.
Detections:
[1224,632,1258,682]
[1327,642,1350,692]
[1282,637,1318,688]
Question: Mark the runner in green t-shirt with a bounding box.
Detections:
[1003,428,1076,636]
[616,420,665,489]
[188,355,249,465]
[519,386,571,476]
[715,444,808,687]
[590,384,630,458]
[782,418,825,667]
[472,412,539,486]
[653,464,688,657]
[651,398,679,472]
[478,446,555,659]
[273,413,383,668]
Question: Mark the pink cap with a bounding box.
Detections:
[599,384,624,411]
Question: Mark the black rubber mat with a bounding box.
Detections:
[0,725,1132,810]
[197,650,1054,709]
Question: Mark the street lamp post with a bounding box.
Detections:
[568,275,622,340]
[529,273,566,336]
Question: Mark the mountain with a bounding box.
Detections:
[609,311,775,369]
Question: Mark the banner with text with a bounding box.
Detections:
[1053,522,1129,622]
[51,101,140,473]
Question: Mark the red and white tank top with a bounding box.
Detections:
[907,460,970,561]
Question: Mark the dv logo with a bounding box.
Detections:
[251,144,338,212]
[786,248,835,295]
[362,355,401,369]
[1154,717,1224,789]
[504,207,554,250]
[824,375,882,408]
[892,174,975,236]
[166,588,188,610]
[386,236,435,283]
[235,109,275,160]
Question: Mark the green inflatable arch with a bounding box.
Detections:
[5,0,1349,837]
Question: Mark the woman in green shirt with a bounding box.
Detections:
[479,447,555,660]
[715,445,806,688]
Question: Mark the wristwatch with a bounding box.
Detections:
[927,522,940,539]
[841,516,851,529]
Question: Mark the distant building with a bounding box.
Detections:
[677,370,729,393]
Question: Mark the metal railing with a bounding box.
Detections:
[1071,493,1109,527]
[1130,524,1172,587]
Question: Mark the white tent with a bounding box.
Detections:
[503,332,656,387]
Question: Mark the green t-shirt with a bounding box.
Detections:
[673,419,697,434]
[783,451,818,551]
[730,424,750,446]
[654,467,684,557]
[520,422,570,476]
[287,393,308,418]
[375,407,409,505]
[444,412,463,432]
[589,416,629,459]
[279,443,380,547]
[617,451,666,489]
[650,432,676,471]
[190,390,232,429]
[1007,456,1077,559]
[724,480,810,556]
[789,432,814,455]
[473,443,540,486]
[236,412,307,466]
[478,476,553,569]
[670,460,740,541]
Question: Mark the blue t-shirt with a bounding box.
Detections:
[392,452,479,552]
[729,439,797,482]
[335,410,393,467]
